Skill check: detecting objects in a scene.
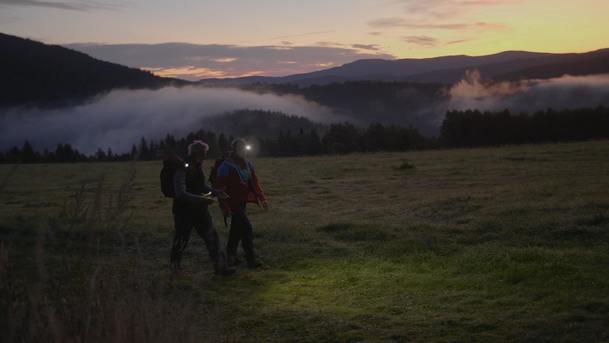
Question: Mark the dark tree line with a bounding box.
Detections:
[0,142,136,164]
[146,123,425,158]
[3,106,609,163]
[257,123,424,156]
[318,123,426,154]
[137,132,236,161]
[0,123,426,163]
[0,130,241,163]
[441,107,609,147]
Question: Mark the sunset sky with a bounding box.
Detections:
[1,0,608,79]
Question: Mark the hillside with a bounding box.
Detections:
[0,33,183,108]
[202,109,323,138]
[240,81,447,133]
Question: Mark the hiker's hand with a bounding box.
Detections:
[261,200,269,211]
[223,212,231,227]
[216,191,230,200]
[225,216,231,227]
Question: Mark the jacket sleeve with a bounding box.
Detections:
[174,169,208,204]
[213,163,232,215]
[201,182,216,195]
[249,162,266,202]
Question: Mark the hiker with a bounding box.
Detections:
[169,140,234,275]
[213,139,268,269]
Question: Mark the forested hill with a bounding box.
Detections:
[0,33,184,108]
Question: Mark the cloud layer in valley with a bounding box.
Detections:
[448,71,609,112]
[422,72,609,128]
[3,73,609,154]
[0,86,349,154]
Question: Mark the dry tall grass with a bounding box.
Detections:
[1,161,226,343]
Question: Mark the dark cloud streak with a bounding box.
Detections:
[271,30,335,40]
[66,42,395,80]
[402,36,438,46]
[0,0,118,11]
[352,43,380,51]
[369,17,507,31]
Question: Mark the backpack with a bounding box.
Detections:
[160,153,184,198]
[208,151,233,185]
[208,152,260,206]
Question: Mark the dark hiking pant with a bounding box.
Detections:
[171,207,220,268]
[226,203,256,263]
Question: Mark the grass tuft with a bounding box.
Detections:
[396,160,416,170]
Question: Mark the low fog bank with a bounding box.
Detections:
[450,71,609,111]
[0,86,348,154]
[2,73,609,154]
[423,72,609,128]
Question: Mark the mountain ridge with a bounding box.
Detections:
[0,32,187,108]
[199,48,609,86]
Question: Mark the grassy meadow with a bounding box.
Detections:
[1,140,609,342]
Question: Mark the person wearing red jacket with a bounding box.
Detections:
[213,139,268,268]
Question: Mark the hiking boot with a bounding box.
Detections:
[170,262,182,273]
[214,265,236,276]
[215,251,236,276]
[227,254,239,268]
[170,263,188,279]
[246,259,264,269]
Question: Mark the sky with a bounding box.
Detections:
[1,0,609,79]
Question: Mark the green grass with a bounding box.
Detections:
[2,140,609,342]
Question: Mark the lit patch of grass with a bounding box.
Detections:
[238,244,609,341]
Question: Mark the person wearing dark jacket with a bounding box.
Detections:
[213,139,268,268]
[171,140,234,275]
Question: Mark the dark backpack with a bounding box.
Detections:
[208,151,233,185]
[160,154,184,198]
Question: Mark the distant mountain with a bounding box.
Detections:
[200,49,609,86]
[280,51,549,84]
[497,49,609,80]
[0,33,185,108]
